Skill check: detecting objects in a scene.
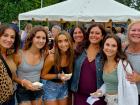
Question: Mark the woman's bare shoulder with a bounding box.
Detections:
[45,53,54,63]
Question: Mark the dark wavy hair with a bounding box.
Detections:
[102,34,127,64]
[86,23,106,48]
[0,25,20,55]
[75,23,106,58]
[23,26,49,53]
[70,25,86,42]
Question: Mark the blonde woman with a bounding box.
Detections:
[125,21,140,105]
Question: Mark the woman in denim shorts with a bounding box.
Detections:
[41,31,74,105]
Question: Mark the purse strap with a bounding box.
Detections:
[122,60,133,73]
[0,54,12,79]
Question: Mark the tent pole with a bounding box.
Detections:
[76,21,79,26]
[19,20,21,31]
[41,0,43,8]
[76,16,79,26]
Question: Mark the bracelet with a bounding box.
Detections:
[56,73,60,79]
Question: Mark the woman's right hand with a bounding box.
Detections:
[22,79,37,91]
[58,73,66,81]
[58,73,70,81]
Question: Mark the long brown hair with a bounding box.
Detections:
[23,26,48,53]
[54,31,74,73]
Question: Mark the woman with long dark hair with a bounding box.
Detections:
[0,25,20,105]
[70,25,86,49]
[71,23,107,105]
[92,35,138,105]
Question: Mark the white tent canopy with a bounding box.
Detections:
[18,0,140,22]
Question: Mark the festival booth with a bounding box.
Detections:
[18,0,140,28]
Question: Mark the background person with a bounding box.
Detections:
[70,25,86,49]
[20,23,32,48]
[115,27,126,48]
[49,25,61,50]
[9,19,20,34]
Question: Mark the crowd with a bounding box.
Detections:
[0,20,140,105]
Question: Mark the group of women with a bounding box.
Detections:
[0,20,140,105]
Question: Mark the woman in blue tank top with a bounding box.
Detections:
[41,31,74,105]
[13,26,49,105]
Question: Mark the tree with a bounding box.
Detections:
[0,0,64,23]
[0,0,139,23]
[132,0,140,10]
[115,0,140,10]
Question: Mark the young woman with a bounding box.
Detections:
[0,25,20,105]
[71,23,107,105]
[70,26,86,49]
[92,35,138,105]
[13,26,49,105]
[41,31,74,105]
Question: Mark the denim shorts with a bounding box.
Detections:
[42,80,68,101]
[16,85,43,103]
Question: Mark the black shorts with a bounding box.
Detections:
[16,85,43,103]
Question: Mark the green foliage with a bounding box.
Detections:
[115,0,140,10]
[132,0,140,10]
[115,0,132,7]
[1,0,139,24]
[0,0,65,23]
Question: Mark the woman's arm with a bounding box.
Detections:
[13,51,22,84]
[41,54,58,80]
[41,54,66,81]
